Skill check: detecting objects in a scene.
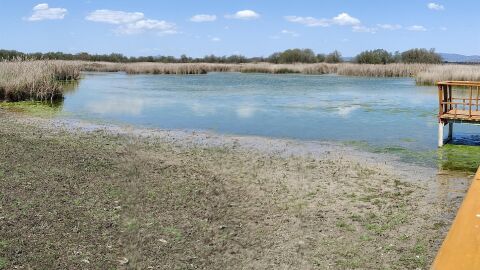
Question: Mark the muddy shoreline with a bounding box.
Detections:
[0,110,470,269]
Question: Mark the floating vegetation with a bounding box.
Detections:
[0,101,64,117]
[438,144,480,172]
[345,140,480,172]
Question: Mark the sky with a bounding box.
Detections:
[0,0,479,57]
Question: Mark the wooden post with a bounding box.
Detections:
[438,122,444,147]
[438,85,444,118]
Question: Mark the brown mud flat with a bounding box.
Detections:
[0,110,470,269]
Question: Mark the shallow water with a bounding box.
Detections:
[43,72,480,170]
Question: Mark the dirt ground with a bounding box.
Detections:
[0,110,469,269]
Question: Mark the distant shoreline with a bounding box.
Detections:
[2,60,480,102]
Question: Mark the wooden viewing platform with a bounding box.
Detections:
[433,81,480,269]
[438,81,480,147]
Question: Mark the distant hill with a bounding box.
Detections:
[440,53,480,63]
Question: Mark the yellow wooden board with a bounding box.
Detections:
[432,168,480,270]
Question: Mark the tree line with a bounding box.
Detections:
[0,48,442,64]
[355,48,442,64]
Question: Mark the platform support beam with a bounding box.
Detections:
[438,122,444,147]
[447,122,453,142]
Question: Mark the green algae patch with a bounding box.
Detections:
[438,144,480,172]
[0,101,64,117]
[371,146,438,168]
[400,138,417,143]
[345,140,480,173]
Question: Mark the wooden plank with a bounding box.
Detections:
[438,81,480,87]
[445,109,480,116]
[432,168,480,270]
[440,110,480,122]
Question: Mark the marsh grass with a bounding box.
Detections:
[416,65,480,85]
[76,62,480,85]
[0,61,80,101]
[2,60,480,102]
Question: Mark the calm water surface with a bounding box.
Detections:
[60,72,480,169]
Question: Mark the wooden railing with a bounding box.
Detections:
[438,81,480,122]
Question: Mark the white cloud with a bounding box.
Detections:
[407,25,427,31]
[211,37,221,42]
[377,24,402,30]
[332,13,360,26]
[284,16,330,27]
[286,13,377,34]
[86,10,176,35]
[428,3,445,10]
[190,14,217,22]
[440,26,447,31]
[117,19,177,35]
[285,12,360,27]
[86,10,144,24]
[226,10,260,20]
[352,25,376,33]
[281,29,299,37]
[26,3,67,21]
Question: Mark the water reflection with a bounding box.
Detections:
[236,105,256,118]
[60,80,80,94]
[337,105,360,117]
[86,98,146,116]
[190,102,216,116]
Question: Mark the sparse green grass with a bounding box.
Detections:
[0,257,6,270]
[0,113,462,269]
[0,241,6,270]
[336,220,355,231]
[400,241,428,269]
[162,226,183,241]
[0,241,7,250]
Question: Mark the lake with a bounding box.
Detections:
[60,72,480,170]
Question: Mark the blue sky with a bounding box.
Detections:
[0,0,478,57]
